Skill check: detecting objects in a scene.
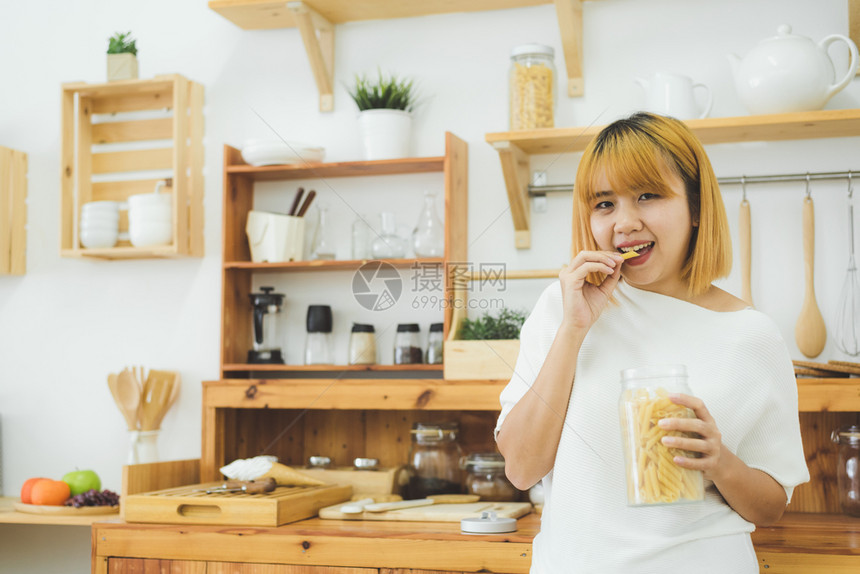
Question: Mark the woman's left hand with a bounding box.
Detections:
[659,394,726,482]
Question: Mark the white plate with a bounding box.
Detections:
[241,140,325,166]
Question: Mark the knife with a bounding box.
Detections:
[194,477,277,494]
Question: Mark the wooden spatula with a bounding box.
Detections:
[795,195,827,357]
[115,369,141,430]
[108,373,139,430]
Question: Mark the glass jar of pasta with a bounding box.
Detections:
[509,43,556,130]
[618,365,705,506]
[462,452,520,502]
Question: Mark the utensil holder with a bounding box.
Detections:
[128,430,160,464]
[246,211,305,263]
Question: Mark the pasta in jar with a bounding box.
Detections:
[509,44,556,130]
[618,365,705,506]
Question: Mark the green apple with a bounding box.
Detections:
[61,469,101,496]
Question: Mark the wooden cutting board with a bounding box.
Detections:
[124,482,352,526]
[318,501,532,522]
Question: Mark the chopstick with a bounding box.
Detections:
[288,187,305,216]
[295,190,317,217]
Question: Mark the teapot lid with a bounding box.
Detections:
[764,24,806,42]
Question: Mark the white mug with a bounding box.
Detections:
[635,72,713,120]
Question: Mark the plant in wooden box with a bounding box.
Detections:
[347,70,417,160]
[443,308,526,381]
[107,31,138,81]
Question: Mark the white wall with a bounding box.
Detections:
[1,0,858,571]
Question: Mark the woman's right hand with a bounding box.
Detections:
[558,250,624,330]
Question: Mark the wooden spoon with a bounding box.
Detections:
[108,373,138,430]
[115,369,142,430]
[795,196,827,357]
[739,197,754,307]
[140,370,175,430]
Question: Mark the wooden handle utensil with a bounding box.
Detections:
[288,187,305,216]
[295,190,316,217]
[795,196,827,357]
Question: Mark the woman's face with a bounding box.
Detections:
[588,165,695,298]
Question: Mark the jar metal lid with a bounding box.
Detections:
[353,457,379,470]
[511,43,554,58]
[621,364,688,381]
[832,425,860,445]
[461,511,517,534]
[351,323,375,333]
[397,323,420,332]
[308,455,332,467]
[429,323,444,332]
[462,452,506,470]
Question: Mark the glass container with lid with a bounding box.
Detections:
[304,305,333,365]
[407,421,464,499]
[394,323,423,364]
[619,364,705,506]
[348,323,376,365]
[831,425,860,517]
[462,452,520,502]
[509,43,556,130]
[426,322,443,365]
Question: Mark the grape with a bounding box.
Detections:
[63,489,120,508]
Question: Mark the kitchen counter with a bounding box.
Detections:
[91,511,860,574]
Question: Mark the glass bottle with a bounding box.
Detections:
[351,213,372,260]
[408,422,464,499]
[426,322,443,364]
[371,212,407,258]
[831,425,860,517]
[618,364,704,506]
[462,452,520,502]
[304,305,333,365]
[411,191,445,257]
[312,202,336,260]
[348,323,377,365]
[509,43,556,130]
[394,323,423,364]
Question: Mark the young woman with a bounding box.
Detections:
[495,112,809,573]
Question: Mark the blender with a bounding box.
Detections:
[248,286,285,364]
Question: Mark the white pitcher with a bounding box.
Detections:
[635,72,713,120]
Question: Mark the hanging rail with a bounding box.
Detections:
[527,169,860,196]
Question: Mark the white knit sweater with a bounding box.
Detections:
[496,281,809,573]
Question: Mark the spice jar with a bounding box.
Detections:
[509,43,556,130]
[394,323,423,364]
[618,365,705,506]
[831,425,860,517]
[462,452,519,502]
[348,323,376,365]
[426,322,443,364]
[407,422,464,499]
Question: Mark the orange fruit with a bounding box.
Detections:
[20,477,48,504]
[30,479,71,506]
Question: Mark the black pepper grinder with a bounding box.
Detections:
[394,323,423,364]
[305,305,333,365]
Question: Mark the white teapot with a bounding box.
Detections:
[635,72,713,120]
[728,24,859,115]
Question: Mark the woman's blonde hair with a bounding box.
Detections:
[571,112,731,296]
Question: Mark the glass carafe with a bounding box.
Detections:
[407,422,464,499]
[312,202,336,260]
[351,213,372,260]
[411,191,444,257]
[371,212,407,258]
[248,286,285,364]
[832,425,860,517]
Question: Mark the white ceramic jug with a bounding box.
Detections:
[635,72,713,120]
[729,24,859,114]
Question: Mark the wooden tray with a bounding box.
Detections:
[124,482,352,526]
[318,501,532,522]
[13,502,119,516]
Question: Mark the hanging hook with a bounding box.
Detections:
[805,172,811,200]
[741,175,747,202]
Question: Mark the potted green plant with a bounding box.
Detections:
[443,308,527,381]
[347,70,417,160]
[107,31,138,82]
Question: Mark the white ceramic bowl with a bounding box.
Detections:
[80,228,118,249]
[130,222,172,247]
[82,201,121,214]
[80,221,120,233]
[80,217,120,229]
[241,140,325,166]
[128,192,171,209]
[128,205,171,220]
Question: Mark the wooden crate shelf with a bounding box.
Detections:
[225,156,445,181]
[60,75,204,259]
[0,145,27,275]
[486,108,860,248]
[223,257,442,272]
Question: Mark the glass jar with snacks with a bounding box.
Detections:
[831,425,860,517]
[462,452,520,502]
[618,365,705,506]
[348,323,377,365]
[509,43,556,130]
[408,422,464,499]
[394,323,423,364]
[426,322,444,364]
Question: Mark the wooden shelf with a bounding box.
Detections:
[0,497,119,526]
[203,378,506,411]
[60,75,204,259]
[226,156,445,181]
[224,257,442,271]
[486,109,860,248]
[222,363,443,372]
[797,378,860,412]
[209,0,592,110]
[0,145,27,275]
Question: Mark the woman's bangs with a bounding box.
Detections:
[583,134,679,204]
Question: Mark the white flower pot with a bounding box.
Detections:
[107,53,138,82]
[357,109,412,160]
